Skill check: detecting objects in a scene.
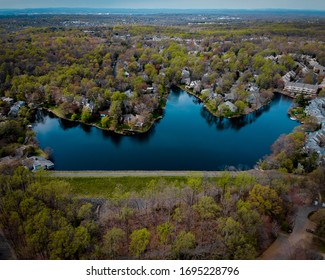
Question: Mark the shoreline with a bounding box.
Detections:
[43,86,291,136]
[178,85,274,119]
[45,107,163,136]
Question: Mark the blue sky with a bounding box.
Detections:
[0,0,325,10]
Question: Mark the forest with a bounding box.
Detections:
[0,166,324,260]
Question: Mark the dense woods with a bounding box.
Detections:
[1,167,324,260]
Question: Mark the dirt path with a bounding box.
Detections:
[259,206,318,260]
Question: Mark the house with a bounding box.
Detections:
[187,80,202,94]
[284,82,318,96]
[182,78,191,86]
[247,83,259,93]
[265,55,277,61]
[1,97,14,105]
[247,93,257,104]
[123,114,145,127]
[201,88,213,96]
[314,64,325,75]
[8,101,26,117]
[28,156,55,171]
[182,69,190,79]
[218,101,238,113]
[125,89,134,98]
[146,87,154,93]
[224,92,236,102]
[209,93,218,99]
[83,100,95,113]
[99,110,110,117]
[281,71,296,84]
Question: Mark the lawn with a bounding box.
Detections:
[62,176,189,198]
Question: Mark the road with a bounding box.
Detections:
[259,206,318,260]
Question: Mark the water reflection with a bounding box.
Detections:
[80,123,92,134]
[101,129,123,146]
[198,94,285,131]
[132,125,156,143]
[58,118,79,131]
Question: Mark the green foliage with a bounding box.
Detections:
[248,184,282,217]
[193,196,220,219]
[103,227,126,258]
[234,100,247,115]
[81,108,92,123]
[217,216,257,259]
[129,228,151,258]
[100,116,110,128]
[157,222,174,245]
[0,120,25,145]
[0,168,95,259]
[172,231,196,258]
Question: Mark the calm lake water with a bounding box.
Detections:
[33,89,298,170]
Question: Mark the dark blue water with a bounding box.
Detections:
[33,89,298,170]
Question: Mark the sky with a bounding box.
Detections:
[0,0,325,10]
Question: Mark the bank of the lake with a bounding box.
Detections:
[45,106,165,136]
[33,88,299,171]
[178,85,274,119]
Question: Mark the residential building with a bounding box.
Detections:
[284,82,318,96]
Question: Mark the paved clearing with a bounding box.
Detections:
[259,206,318,260]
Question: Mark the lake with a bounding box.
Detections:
[33,89,298,170]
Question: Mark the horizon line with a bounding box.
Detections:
[1,7,325,12]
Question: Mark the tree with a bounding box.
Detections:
[109,100,122,129]
[193,196,220,219]
[217,217,257,260]
[217,172,232,195]
[248,184,282,217]
[172,231,196,259]
[236,200,261,237]
[100,116,110,128]
[233,172,255,195]
[157,222,174,245]
[129,228,151,258]
[234,100,247,115]
[81,107,92,123]
[103,227,126,258]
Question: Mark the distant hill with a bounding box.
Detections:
[0,8,324,16]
